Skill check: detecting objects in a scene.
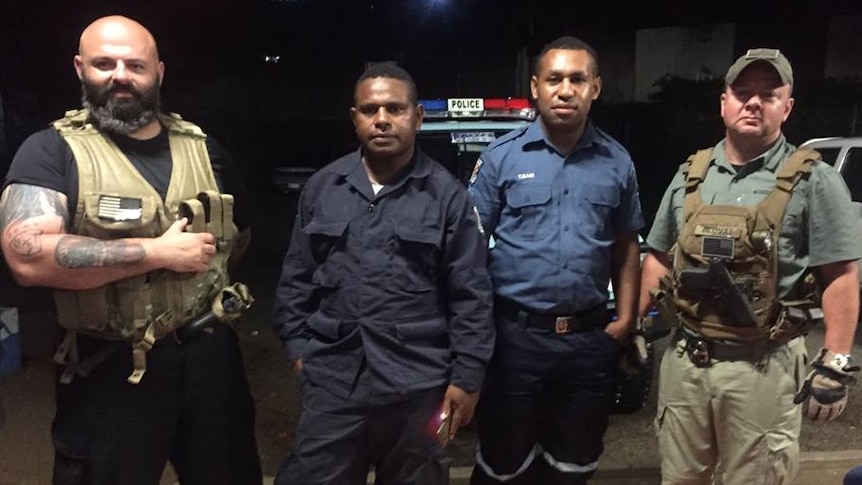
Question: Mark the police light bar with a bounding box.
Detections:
[418,98,536,121]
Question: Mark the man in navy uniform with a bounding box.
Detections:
[469,36,645,484]
[272,62,495,484]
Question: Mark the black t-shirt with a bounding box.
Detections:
[4,126,252,231]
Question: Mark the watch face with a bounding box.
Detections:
[832,353,850,370]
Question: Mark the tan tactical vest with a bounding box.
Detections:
[660,148,823,343]
[51,109,237,383]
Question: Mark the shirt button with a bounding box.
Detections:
[563,189,569,195]
[564,226,569,232]
[368,204,375,212]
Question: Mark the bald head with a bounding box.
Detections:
[75,16,164,137]
[78,15,160,63]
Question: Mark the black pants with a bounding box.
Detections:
[52,325,262,485]
[275,383,450,485]
[471,313,622,485]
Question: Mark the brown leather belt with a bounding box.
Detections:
[494,297,607,334]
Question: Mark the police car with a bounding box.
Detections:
[417,97,536,183]
[418,97,661,413]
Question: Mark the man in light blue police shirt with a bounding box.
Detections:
[468,36,644,485]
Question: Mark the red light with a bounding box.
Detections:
[506,98,530,109]
[483,98,507,109]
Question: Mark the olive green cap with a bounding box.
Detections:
[725,48,793,86]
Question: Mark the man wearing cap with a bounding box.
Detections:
[638,48,860,484]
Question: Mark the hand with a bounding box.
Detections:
[793,348,859,422]
[604,318,634,346]
[155,218,216,272]
[292,358,303,375]
[440,384,479,442]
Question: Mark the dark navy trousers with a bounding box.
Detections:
[471,311,622,485]
[276,382,450,485]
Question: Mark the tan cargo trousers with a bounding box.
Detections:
[655,333,807,485]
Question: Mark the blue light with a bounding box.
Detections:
[418,99,447,111]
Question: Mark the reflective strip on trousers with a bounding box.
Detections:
[474,443,539,482]
[538,444,599,474]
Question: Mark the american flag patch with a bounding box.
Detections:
[97,196,143,221]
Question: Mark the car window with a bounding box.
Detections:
[814,147,841,166]
[418,129,510,184]
[842,148,862,203]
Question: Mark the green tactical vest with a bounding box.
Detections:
[51,109,237,383]
[661,147,823,343]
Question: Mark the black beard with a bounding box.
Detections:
[81,78,161,135]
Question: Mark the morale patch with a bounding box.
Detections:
[694,224,741,239]
[97,196,143,221]
[700,236,735,260]
[469,158,484,185]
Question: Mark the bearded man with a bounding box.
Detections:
[0,15,262,485]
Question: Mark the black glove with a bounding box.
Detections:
[793,347,859,422]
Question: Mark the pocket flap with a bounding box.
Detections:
[302,220,348,237]
[395,318,448,340]
[394,224,441,246]
[307,312,342,340]
[583,185,619,207]
[507,185,551,209]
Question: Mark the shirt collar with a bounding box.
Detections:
[713,135,789,173]
[335,146,432,189]
[522,118,598,155]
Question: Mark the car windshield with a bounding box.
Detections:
[418,127,522,184]
[418,133,487,183]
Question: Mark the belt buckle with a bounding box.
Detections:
[554,317,572,334]
[686,338,711,367]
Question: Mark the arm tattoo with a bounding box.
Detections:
[7,223,43,256]
[0,185,69,257]
[55,236,146,268]
[0,184,68,230]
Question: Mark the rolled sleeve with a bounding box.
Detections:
[613,162,646,236]
[646,171,685,253]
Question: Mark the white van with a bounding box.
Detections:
[799,137,862,289]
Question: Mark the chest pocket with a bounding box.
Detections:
[505,184,553,240]
[303,220,348,289]
[390,224,443,292]
[580,185,619,238]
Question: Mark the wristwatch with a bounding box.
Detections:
[829,352,856,372]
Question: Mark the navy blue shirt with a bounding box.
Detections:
[272,147,494,401]
[469,120,644,314]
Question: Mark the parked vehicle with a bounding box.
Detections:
[799,137,862,290]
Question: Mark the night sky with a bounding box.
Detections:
[2,0,861,190]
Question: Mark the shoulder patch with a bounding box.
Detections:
[469,158,484,185]
[472,205,485,237]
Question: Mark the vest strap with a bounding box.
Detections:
[682,149,714,221]
[127,324,157,384]
[756,148,818,230]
